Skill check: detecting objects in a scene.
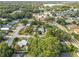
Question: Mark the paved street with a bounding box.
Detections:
[5,35,31,38]
[7,24,25,47]
[6,21,32,47]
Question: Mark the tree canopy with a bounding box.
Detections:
[0,42,14,57]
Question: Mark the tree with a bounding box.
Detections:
[0,42,14,57]
[72,33,79,41]
[21,19,28,25]
[10,11,25,19]
[63,33,71,41]
[27,37,38,56]
[38,35,61,57]
[25,12,32,19]
[27,32,61,57]
[57,19,67,26]
[0,31,4,42]
[25,26,33,34]
[46,16,55,22]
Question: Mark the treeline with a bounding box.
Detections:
[0,2,43,20]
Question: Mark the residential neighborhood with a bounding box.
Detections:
[0,1,79,57]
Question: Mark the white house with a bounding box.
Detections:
[1,18,7,21]
[65,19,74,24]
[17,40,27,47]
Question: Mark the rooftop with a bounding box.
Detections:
[17,40,27,47]
[74,28,79,34]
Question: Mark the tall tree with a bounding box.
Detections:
[0,42,14,57]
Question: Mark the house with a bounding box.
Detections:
[0,28,9,31]
[26,23,30,27]
[0,18,7,21]
[44,11,52,16]
[33,25,47,35]
[67,24,77,30]
[34,13,47,21]
[74,29,79,34]
[33,11,52,22]
[17,40,27,47]
[0,28,10,34]
[38,27,45,34]
[65,19,74,24]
